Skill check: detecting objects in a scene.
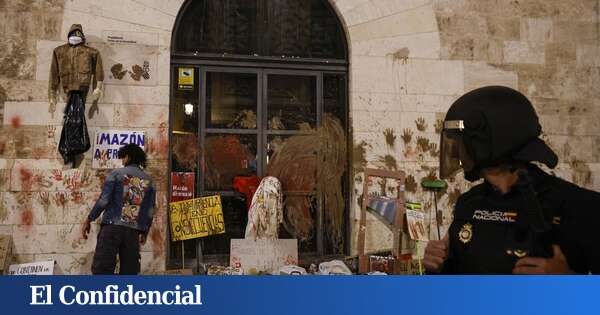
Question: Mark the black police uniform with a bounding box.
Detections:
[443,164,600,274]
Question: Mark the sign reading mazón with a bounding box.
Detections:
[169,195,225,241]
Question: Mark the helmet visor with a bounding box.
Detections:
[440,123,475,179]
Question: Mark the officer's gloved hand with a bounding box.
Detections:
[424,234,449,273]
[512,245,575,274]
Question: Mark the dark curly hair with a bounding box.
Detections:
[117,144,147,168]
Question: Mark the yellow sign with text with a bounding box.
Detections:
[169,195,225,241]
[178,67,194,90]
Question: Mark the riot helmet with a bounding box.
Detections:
[440,86,558,181]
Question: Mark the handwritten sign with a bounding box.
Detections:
[8,260,56,275]
[230,239,298,275]
[169,195,225,241]
[92,129,146,169]
[171,172,195,202]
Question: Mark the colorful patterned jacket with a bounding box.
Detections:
[88,165,156,233]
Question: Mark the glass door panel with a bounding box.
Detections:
[266,74,316,130]
[206,72,258,129]
[203,133,258,191]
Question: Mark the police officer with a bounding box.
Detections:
[424,86,600,274]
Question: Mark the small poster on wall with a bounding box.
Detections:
[171,172,195,202]
[92,130,146,169]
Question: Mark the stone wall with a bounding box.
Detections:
[0,0,598,272]
[341,0,600,254]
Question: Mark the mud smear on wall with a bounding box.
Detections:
[20,207,33,225]
[415,136,439,157]
[353,140,371,171]
[377,178,387,196]
[150,227,164,259]
[377,154,398,171]
[401,129,413,144]
[53,192,68,210]
[130,62,150,81]
[16,192,35,228]
[387,47,410,64]
[0,85,6,124]
[0,38,32,80]
[39,192,51,213]
[19,166,34,191]
[111,61,151,81]
[70,191,84,205]
[383,128,396,148]
[1,0,64,79]
[415,117,427,132]
[110,63,128,79]
[428,142,440,158]
[0,197,8,222]
[147,124,169,158]
[405,174,418,193]
[416,136,431,153]
[10,115,21,128]
[434,118,444,134]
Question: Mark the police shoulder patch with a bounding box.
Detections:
[459,223,473,244]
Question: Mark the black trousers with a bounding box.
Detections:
[91,224,141,275]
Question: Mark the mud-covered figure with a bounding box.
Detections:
[424,86,600,274]
[48,24,104,166]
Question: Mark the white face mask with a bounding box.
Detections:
[68,36,83,45]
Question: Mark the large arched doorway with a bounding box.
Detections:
[169,0,349,268]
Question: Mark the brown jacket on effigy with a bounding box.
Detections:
[49,24,104,97]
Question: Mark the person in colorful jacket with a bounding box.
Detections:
[81,144,156,275]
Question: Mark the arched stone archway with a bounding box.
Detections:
[54,0,452,260]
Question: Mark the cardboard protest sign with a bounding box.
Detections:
[169,195,225,241]
[230,239,298,275]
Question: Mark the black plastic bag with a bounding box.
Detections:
[59,91,91,164]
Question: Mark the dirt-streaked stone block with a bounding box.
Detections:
[349,5,438,41]
[406,59,464,95]
[464,62,518,92]
[504,40,545,64]
[521,18,553,42]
